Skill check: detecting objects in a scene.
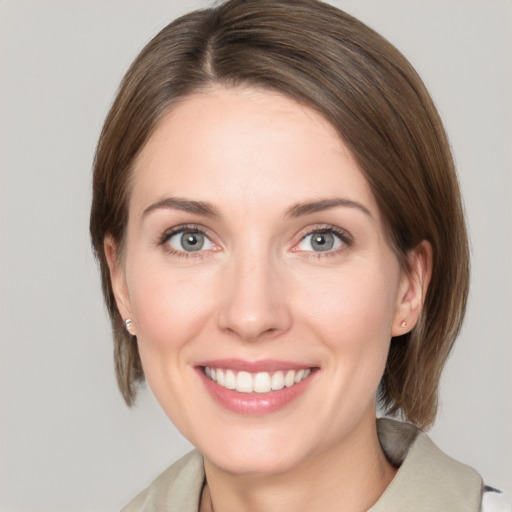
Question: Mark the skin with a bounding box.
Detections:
[106,86,431,512]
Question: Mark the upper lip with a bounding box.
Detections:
[196,358,316,373]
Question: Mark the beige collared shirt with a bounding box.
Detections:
[122,418,483,512]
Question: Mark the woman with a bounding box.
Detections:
[90,0,509,510]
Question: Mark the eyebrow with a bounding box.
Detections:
[143,197,221,218]
[142,196,372,220]
[285,198,373,219]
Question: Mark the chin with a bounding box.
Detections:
[205,446,304,477]
[196,422,318,477]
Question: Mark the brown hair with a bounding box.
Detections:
[90,0,469,429]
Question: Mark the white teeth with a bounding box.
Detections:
[204,367,312,393]
[253,372,272,393]
[295,369,305,383]
[285,370,295,388]
[236,371,253,393]
[225,369,236,390]
[271,371,285,390]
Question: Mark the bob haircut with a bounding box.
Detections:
[90,0,469,429]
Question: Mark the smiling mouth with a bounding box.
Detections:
[203,367,313,394]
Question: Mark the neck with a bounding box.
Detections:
[200,415,397,512]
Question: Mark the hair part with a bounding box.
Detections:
[90,0,469,428]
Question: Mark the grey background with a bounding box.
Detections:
[0,1,511,510]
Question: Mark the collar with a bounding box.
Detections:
[122,418,483,511]
[369,418,482,511]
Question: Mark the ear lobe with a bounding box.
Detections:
[392,240,433,336]
[104,235,132,320]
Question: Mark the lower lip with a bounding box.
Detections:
[197,368,316,416]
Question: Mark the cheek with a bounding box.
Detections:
[295,262,400,402]
[309,269,399,408]
[125,261,221,425]
[126,260,217,362]
[300,268,398,343]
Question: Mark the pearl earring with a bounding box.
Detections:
[124,318,135,336]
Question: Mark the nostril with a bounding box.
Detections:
[217,313,290,342]
[216,265,293,340]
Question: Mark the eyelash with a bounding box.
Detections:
[157,223,353,259]
[158,224,216,259]
[294,225,353,259]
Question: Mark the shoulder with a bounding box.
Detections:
[481,486,512,512]
[121,450,205,512]
[373,418,483,511]
[375,419,511,512]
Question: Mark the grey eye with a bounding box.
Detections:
[298,231,342,252]
[168,231,214,252]
[311,232,335,251]
[181,232,204,251]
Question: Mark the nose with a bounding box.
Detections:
[217,249,292,342]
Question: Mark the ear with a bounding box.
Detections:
[104,235,133,322]
[391,240,433,336]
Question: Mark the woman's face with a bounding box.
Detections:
[108,86,419,475]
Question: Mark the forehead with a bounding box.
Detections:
[130,86,379,219]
